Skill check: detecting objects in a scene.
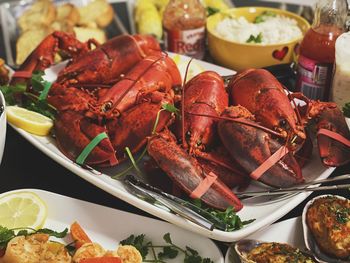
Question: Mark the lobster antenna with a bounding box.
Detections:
[285,87,303,128]
[186,111,285,138]
[181,58,194,148]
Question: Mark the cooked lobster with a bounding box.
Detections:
[12,32,181,166]
[148,71,245,211]
[218,69,350,187]
[12,32,244,211]
[11,32,350,212]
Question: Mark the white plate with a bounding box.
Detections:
[9,54,335,242]
[0,188,224,263]
[225,217,305,263]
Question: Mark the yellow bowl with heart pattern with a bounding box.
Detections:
[206,7,310,71]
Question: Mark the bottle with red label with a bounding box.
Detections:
[296,0,348,101]
[162,0,206,59]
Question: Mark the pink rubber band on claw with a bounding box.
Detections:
[317,129,350,147]
[250,146,289,180]
[190,172,218,199]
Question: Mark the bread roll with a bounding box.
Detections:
[16,27,53,65]
[18,0,56,32]
[78,0,114,28]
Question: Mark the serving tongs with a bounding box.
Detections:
[123,174,228,231]
[236,174,350,198]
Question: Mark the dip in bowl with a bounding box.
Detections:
[207,7,310,71]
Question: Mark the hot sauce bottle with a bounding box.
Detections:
[296,0,348,101]
[162,0,206,59]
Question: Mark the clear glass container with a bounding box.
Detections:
[162,0,206,59]
[331,32,350,109]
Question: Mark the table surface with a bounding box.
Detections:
[0,1,350,259]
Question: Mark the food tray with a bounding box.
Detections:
[7,54,336,242]
[0,0,134,68]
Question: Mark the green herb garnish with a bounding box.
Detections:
[246,33,263,43]
[206,6,220,16]
[254,11,277,23]
[0,71,56,119]
[120,234,150,259]
[162,103,179,116]
[0,225,68,250]
[192,199,255,231]
[120,233,214,263]
[335,207,350,224]
[343,102,350,118]
[0,83,26,105]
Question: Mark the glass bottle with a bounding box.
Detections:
[296,0,348,101]
[162,0,206,59]
[331,32,350,109]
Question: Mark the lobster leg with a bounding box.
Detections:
[218,106,303,188]
[148,129,243,211]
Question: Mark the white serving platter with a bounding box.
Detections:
[0,189,224,262]
[225,217,305,262]
[8,54,335,242]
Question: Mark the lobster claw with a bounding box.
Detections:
[147,129,243,211]
[11,31,91,85]
[315,106,350,167]
[55,111,117,166]
[218,106,304,188]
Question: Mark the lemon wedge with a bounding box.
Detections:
[172,54,205,82]
[0,191,47,229]
[6,106,53,136]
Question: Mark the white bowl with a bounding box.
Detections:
[302,195,350,263]
[0,91,6,164]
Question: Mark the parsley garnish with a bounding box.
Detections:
[120,234,150,259]
[0,83,26,105]
[343,102,350,118]
[121,233,213,263]
[192,199,255,231]
[206,7,220,16]
[254,11,277,23]
[162,103,179,116]
[246,33,263,43]
[335,207,350,224]
[0,71,56,119]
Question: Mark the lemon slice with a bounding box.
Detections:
[172,54,205,82]
[0,191,47,229]
[6,106,53,136]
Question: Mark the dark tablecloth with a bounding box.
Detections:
[0,1,349,257]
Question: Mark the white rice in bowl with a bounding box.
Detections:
[215,13,303,45]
